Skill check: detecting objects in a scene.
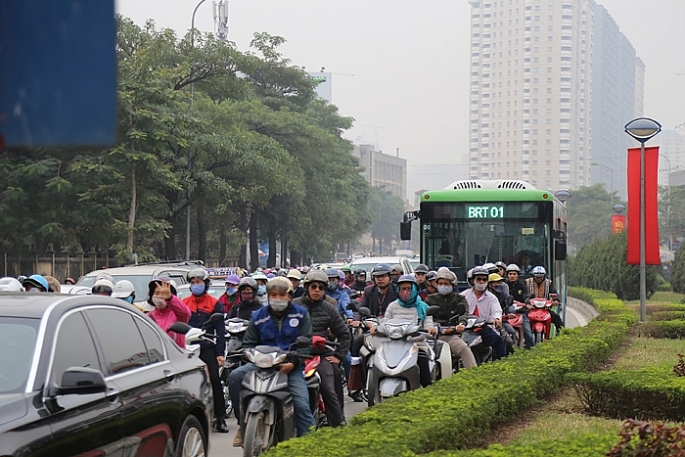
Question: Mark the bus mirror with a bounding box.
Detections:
[400,221,412,241]
[554,231,567,261]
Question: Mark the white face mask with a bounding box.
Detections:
[437,285,453,296]
[152,297,167,309]
[474,283,487,292]
[268,299,289,312]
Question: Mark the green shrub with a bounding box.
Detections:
[640,320,685,339]
[671,246,685,293]
[424,433,618,457]
[649,310,685,321]
[607,419,685,457]
[646,303,685,315]
[265,310,635,457]
[571,367,685,422]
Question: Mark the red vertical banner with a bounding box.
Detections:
[612,214,626,234]
[626,146,660,265]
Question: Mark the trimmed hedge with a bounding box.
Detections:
[649,310,685,321]
[572,367,685,421]
[640,320,685,339]
[264,295,636,457]
[423,433,618,457]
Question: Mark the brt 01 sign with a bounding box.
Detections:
[467,205,504,219]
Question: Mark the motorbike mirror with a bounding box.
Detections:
[358,307,371,317]
[426,305,440,316]
[168,322,192,334]
[296,336,311,347]
[208,313,224,323]
[456,303,467,316]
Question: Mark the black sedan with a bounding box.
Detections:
[0,293,212,457]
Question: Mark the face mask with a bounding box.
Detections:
[190,284,205,296]
[226,287,237,296]
[269,299,289,312]
[474,283,487,292]
[399,289,412,302]
[437,285,453,296]
[124,296,134,304]
[152,297,167,309]
[327,282,338,291]
[257,285,266,296]
[494,284,504,293]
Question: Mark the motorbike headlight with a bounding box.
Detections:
[468,335,483,347]
[228,322,244,333]
[254,351,278,368]
[244,349,255,363]
[386,324,406,340]
[531,299,546,309]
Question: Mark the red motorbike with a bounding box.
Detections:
[527,294,558,343]
[304,335,339,429]
[505,301,526,350]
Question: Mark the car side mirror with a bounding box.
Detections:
[554,231,567,261]
[400,221,412,241]
[359,307,371,317]
[426,305,440,316]
[53,367,107,396]
[168,322,191,334]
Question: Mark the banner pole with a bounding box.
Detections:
[639,142,647,323]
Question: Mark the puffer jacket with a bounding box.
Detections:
[183,293,226,355]
[227,299,263,321]
[148,295,191,347]
[292,295,351,360]
[425,292,469,326]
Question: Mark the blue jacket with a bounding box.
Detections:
[243,304,313,363]
[326,287,353,320]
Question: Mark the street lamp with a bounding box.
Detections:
[625,117,662,323]
[591,162,614,206]
[559,180,579,190]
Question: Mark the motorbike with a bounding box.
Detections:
[303,336,340,429]
[239,336,311,457]
[527,295,556,343]
[429,325,459,377]
[460,316,494,366]
[363,305,441,407]
[357,308,382,403]
[222,317,250,418]
[504,301,526,350]
[167,312,225,354]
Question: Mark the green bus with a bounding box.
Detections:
[400,180,568,315]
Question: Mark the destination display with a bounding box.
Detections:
[424,202,542,221]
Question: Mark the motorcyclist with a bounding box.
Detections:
[45,275,61,293]
[0,277,24,292]
[351,268,369,294]
[112,280,136,304]
[504,264,535,349]
[287,269,305,298]
[21,274,49,293]
[460,267,506,359]
[414,264,430,293]
[147,277,190,348]
[251,271,268,305]
[227,277,263,320]
[495,261,508,279]
[424,269,477,369]
[342,266,355,288]
[487,273,517,353]
[218,273,241,314]
[419,270,438,300]
[525,266,564,333]
[359,263,398,317]
[326,268,353,322]
[371,274,436,387]
[182,268,228,433]
[91,279,114,296]
[292,270,351,428]
[389,264,403,285]
[229,277,315,446]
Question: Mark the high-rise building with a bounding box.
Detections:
[658,130,685,186]
[353,144,407,201]
[467,0,642,194]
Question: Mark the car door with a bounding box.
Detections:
[43,310,128,457]
[84,307,183,457]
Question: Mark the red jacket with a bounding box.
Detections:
[218,293,240,314]
[148,295,191,348]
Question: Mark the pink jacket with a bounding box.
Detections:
[148,295,191,348]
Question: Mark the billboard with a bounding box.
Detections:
[307,72,332,103]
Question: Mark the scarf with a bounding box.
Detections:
[397,284,429,322]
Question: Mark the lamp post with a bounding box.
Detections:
[590,162,614,206]
[625,117,662,323]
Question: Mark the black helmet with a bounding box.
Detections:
[372,263,391,276]
[414,264,429,274]
[495,261,507,269]
[426,271,438,282]
[354,268,367,277]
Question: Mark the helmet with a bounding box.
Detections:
[23,274,49,292]
[466,268,474,280]
[113,280,136,299]
[390,264,403,274]
[371,263,391,276]
[303,270,329,286]
[266,277,293,295]
[426,271,438,282]
[483,263,498,274]
[95,271,114,283]
[436,269,457,284]
[471,266,490,278]
[266,273,275,279]
[337,269,345,281]
[92,279,115,295]
[17,275,27,284]
[325,268,340,278]
[495,261,507,269]
[44,276,61,293]
[0,277,24,292]
[341,266,352,273]
[488,273,503,282]
[532,266,546,276]
[277,270,287,277]
[148,276,178,298]
[251,271,268,282]
[225,274,240,286]
[238,277,258,292]
[286,269,303,280]
[506,264,521,273]
[65,277,76,285]
[354,268,367,277]
[396,274,417,286]
[187,268,209,283]
[414,264,429,274]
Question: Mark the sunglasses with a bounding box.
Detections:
[309,283,326,291]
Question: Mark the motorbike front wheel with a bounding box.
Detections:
[243,411,273,457]
[534,332,545,344]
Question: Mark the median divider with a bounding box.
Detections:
[265,288,636,457]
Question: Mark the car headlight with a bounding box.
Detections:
[254,351,278,368]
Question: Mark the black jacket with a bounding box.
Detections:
[227,299,263,321]
[506,279,529,303]
[292,295,351,360]
[425,292,469,326]
[359,284,397,317]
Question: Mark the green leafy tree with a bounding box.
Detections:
[369,187,406,255]
[671,246,685,293]
[566,183,617,250]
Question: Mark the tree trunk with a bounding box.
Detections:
[281,237,288,268]
[249,215,259,271]
[126,165,137,254]
[291,250,301,267]
[379,237,383,256]
[267,232,277,268]
[219,230,227,266]
[197,204,207,262]
[239,209,248,267]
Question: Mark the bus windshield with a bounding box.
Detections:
[421,201,552,280]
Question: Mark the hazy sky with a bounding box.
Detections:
[115,0,685,167]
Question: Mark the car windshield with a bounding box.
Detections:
[76,275,153,301]
[0,317,40,393]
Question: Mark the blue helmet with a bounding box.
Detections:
[372,263,391,276]
[23,274,49,292]
[396,274,417,286]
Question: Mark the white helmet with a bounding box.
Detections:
[506,264,521,273]
[251,271,268,281]
[112,280,135,299]
[532,266,546,276]
[0,277,24,292]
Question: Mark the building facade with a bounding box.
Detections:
[353,144,407,201]
[658,130,685,186]
[467,0,642,194]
